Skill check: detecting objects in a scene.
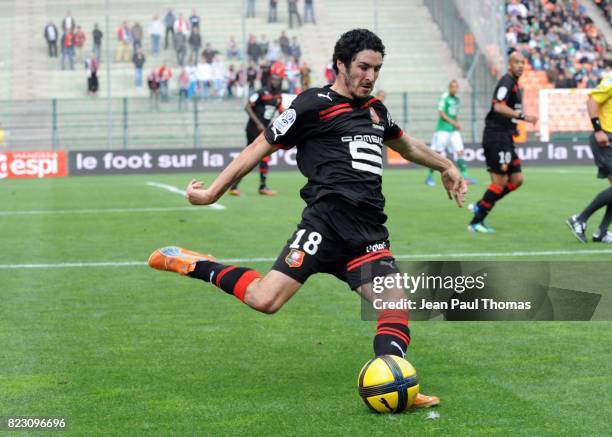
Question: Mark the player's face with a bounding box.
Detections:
[341,50,383,99]
[508,53,525,78]
[270,75,282,92]
[449,81,459,96]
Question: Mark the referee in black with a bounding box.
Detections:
[468,49,538,233]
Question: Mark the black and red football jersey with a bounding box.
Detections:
[485,73,523,131]
[246,88,284,138]
[264,85,403,214]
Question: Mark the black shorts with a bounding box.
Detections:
[271,197,400,289]
[590,132,612,179]
[482,129,522,174]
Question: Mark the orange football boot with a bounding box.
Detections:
[258,187,277,196]
[412,393,440,408]
[148,246,215,275]
[228,188,241,196]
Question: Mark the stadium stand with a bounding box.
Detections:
[505,0,610,135]
[0,0,470,150]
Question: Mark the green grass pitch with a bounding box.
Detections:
[1,166,611,435]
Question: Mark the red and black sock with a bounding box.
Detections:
[259,159,269,189]
[471,183,518,224]
[373,309,411,358]
[188,261,260,302]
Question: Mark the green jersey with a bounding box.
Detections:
[435,92,460,132]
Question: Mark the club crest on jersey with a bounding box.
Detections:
[285,249,305,268]
[271,108,296,140]
[369,107,381,124]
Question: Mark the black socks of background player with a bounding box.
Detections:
[471,183,518,224]
[188,260,260,302]
[577,186,612,234]
[374,310,411,358]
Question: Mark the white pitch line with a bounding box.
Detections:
[0,206,213,216]
[1,248,611,269]
[146,181,225,210]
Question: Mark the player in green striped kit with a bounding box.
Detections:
[425,80,476,186]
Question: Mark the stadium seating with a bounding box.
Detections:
[0,0,472,150]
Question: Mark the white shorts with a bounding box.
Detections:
[431,131,464,153]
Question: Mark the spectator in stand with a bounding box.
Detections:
[158,63,173,101]
[44,22,58,58]
[62,10,75,32]
[246,60,258,93]
[197,54,213,99]
[132,47,146,87]
[85,53,98,95]
[247,34,262,63]
[174,13,190,39]
[304,0,315,24]
[507,0,528,18]
[226,65,239,97]
[60,29,75,70]
[269,0,278,23]
[189,27,202,65]
[147,69,161,110]
[299,60,311,90]
[587,72,600,88]
[178,67,190,110]
[271,59,285,78]
[189,10,200,31]
[131,22,143,53]
[226,36,241,60]
[246,0,256,18]
[115,22,131,62]
[92,24,103,62]
[175,31,187,66]
[149,15,163,55]
[259,33,270,55]
[593,0,611,23]
[260,59,271,88]
[186,64,199,98]
[279,31,291,58]
[73,26,86,63]
[164,9,176,50]
[202,43,217,63]
[212,55,226,99]
[290,36,301,62]
[324,60,335,84]
[267,39,281,62]
[288,0,302,28]
[285,56,300,93]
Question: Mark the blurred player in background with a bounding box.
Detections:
[229,73,284,196]
[468,50,537,233]
[567,72,612,243]
[149,29,468,408]
[425,79,476,186]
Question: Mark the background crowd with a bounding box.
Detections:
[505,0,610,88]
[43,5,316,102]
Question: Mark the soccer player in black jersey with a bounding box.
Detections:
[229,73,284,196]
[149,29,467,408]
[468,50,538,233]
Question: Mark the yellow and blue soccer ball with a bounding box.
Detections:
[357,355,419,413]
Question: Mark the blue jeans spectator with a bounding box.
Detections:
[135,67,143,87]
[304,3,315,23]
[151,34,160,54]
[61,47,75,70]
[246,0,256,17]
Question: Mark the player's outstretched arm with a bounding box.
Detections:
[493,102,538,125]
[186,133,278,205]
[385,133,467,207]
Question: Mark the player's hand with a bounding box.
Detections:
[186,179,215,205]
[453,121,462,130]
[594,130,610,147]
[441,166,467,208]
[525,114,538,125]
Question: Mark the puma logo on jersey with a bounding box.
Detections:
[317,92,333,101]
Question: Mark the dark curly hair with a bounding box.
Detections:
[332,29,385,74]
